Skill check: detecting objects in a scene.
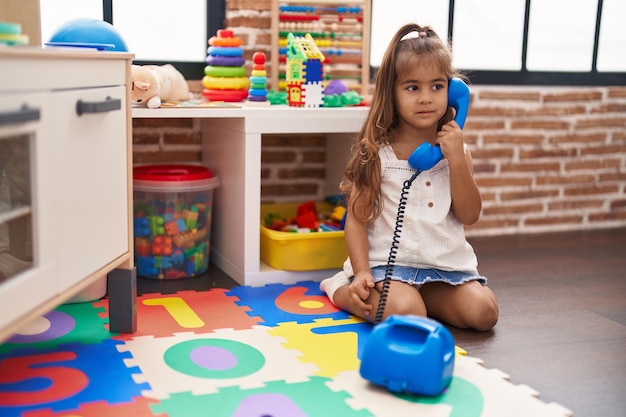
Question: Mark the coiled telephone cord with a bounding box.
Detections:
[374,170,421,324]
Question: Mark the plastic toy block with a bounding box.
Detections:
[173,228,207,247]
[160,256,173,268]
[304,60,324,82]
[176,218,187,232]
[134,238,151,257]
[287,82,305,107]
[288,62,304,82]
[183,246,200,259]
[149,216,165,236]
[164,220,180,235]
[151,236,172,256]
[133,217,150,237]
[137,256,158,277]
[286,33,326,108]
[171,249,184,264]
[301,81,325,108]
[185,261,195,276]
[296,201,317,217]
[331,206,347,222]
[164,269,187,279]
[151,236,173,256]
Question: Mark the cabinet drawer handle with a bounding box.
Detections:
[0,105,41,126]
[76,96,121,116]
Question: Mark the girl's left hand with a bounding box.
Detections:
[437,120,465,164]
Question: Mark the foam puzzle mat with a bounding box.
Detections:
[0,281,573,416]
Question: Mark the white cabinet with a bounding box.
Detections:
[53,86,129,291]
[0,49,136,342]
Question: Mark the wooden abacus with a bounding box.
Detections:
[270,0,371,95]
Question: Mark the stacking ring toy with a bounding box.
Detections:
[249,76,267,85]
[204,65,247,77]
[208,46,244,57]
[202,89,249,102]
[0,22,22,34]
[206,55,246,67]
[247,95,268,102]
[202,75,250,91]
[247,88,267,97]
[208,35,243,47]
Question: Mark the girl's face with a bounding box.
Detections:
[394,61,449,134]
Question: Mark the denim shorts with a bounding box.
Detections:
[369,265,487,287]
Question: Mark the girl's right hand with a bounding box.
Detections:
[349,272,375,316]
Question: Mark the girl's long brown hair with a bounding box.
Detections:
[340,23,464,222]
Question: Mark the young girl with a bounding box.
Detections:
[320,23,498,331]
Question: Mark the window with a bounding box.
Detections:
[597,0,626,71]
[40,0,103,43]
[39,0,225,80]
[526,0,597,71]
[39,0,626,86]
[453,0,526,71]
[113,0,207,63]
[370,0,449,67]
[370,0,626,85]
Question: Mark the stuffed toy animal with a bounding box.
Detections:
[131,64,192,108]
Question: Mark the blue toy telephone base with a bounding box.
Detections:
[360,315,455,397]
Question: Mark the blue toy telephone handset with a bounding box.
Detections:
[407,78,470,171]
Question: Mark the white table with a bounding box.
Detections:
[133,106,368,286]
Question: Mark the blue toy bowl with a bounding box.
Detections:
[48,18,128,52]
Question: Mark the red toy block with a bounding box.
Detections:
[164,221,180,235]
[151,236,173,256]
[134,238,151,257]
[296,201,318,229]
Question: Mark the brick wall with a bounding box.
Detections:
[465,86,626,236]
[131,0,626,236]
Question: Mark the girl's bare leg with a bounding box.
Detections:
[420,281,498,331]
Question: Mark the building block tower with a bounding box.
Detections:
[285,33,325,107]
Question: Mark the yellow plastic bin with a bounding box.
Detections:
[260,202,347,271]
[133,164,219,279]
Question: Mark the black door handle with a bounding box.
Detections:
[76,96,121,116]
[0,105,41,126]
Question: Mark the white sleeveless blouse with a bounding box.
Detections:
[343,144,479,276]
